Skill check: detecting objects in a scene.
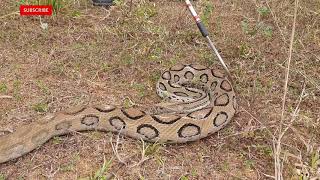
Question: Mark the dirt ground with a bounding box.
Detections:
[0,0,319,179]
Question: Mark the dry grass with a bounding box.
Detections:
[0,0,319,179]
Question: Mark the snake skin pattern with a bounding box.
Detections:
[0,64,237,163]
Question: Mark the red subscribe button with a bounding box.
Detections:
[20,5,53,16]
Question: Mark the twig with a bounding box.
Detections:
[0,11,19,19]
[274,0,299,179]
[129,139,150,168]
[280,0,299,135]
[0,95,13,99]
[240,107,275,138]
[110,128,126,164]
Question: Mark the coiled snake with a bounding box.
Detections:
[0,64,237,164]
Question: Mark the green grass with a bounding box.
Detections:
[13,79,22,100]
[84,157,113,180]
[132,83,146,97]
[0,83,7,93]
[241,7,273,38]
[201,0,214,26]
[60,153,80,173]
[310,150,319,169]
[144,142,162,157]
[257,6,270,16]
[32,102,49,112]
[0,173,5,180]
[35,80,50,94]
[135,4,157,20]
[180,176,189,180]
[52,136,63,144]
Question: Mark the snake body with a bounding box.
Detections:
[0,64,237,164]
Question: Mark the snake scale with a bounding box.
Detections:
[0,64,237,164]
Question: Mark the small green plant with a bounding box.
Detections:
[200,50,214,65]
[0,173,5,180]
[263,146,273,157]
[60,153,80,172]
[191,168,198,177]
[71,10,81,18]
[201,0,214,26]
[180,176,189,180]
[149,47,163,61]
[121,54,134,65]
[221,161,230,172]
[45,0,63,15]
[263,25,273,37]
[257,6,270,16]
[33,102,48,112]
[135,5,157,20]
[113,0,123,6]
[0,83,7,93]
[241,19,257,36]
[35,80,50,94]
[244,159,255,169]
[310,150,319,169]
[144,142,161,156]
[241,8,273,37]
[52,136,62,144]
[123,97,134,108]
[13,79,21,100]
[60,163,74,172]
[132,83,146,97]
[238,43,252,58]
[100,62,112,72]
[149,72,160,84]
[93,157,113,180]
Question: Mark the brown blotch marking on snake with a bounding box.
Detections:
[94,104,116,113]
[63,106,86,115]
[55,121,72,131]
[220,80,232,92]
[214,93,230,106]
[109,116,126,130]
[158,82,167,91]
[151,114,181,124]
[81,115,99,126]
[211,81,218,91]
[200,74,209,83]
[137,124,159,139]
[170,64,185,71]
[184,71,194,80]
[173,92,188,97]
[213,112,228,127]
[173,75,180,82]
[162,71,171,80]
[178,123,201,138]
[187,107,213,119]
[31,130,49,145]
[211,69,224,78]
[190,64,207,71]
[121,108,145,120]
